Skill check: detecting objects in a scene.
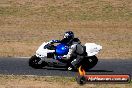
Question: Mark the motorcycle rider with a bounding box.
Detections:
[44,31,76,58]
[45,31,85,71]
[66,38,85,71]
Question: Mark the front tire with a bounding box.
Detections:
[29,55,45,69]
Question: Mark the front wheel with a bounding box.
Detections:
[29,55,45,69]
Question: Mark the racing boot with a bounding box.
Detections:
[68,66,73,71]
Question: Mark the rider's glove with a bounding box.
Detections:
[44,44,50,49]
[49,40,60,44]
[44,40,55,49]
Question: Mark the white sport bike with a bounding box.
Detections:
[29,42,102,71]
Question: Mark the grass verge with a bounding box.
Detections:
[0,75,132,88]
[0,0,132,58]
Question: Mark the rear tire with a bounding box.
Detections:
[29,55,45,69]
[82,56,98,71]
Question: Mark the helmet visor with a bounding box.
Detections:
[64,33,69,38]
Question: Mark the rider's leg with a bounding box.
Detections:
[68,55,83,71]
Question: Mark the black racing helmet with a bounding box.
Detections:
[63,31,74,40]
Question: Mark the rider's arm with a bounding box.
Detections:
[66,44,77,59]
[44,40,61,49]
[47,40,61,44]
[66,43,84,59]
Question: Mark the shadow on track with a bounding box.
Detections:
[43,67,113,73]
[88,70,113,72]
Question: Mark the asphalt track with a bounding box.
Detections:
[0,57,132,77]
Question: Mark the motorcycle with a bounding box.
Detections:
[29,42,102,71]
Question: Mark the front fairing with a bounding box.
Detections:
[36,42,55,58]
[35,42,69,58]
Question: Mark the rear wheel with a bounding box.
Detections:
[81,56,98,71]
[29,55,46,69]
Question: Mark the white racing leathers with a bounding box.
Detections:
[66,42,84,69]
